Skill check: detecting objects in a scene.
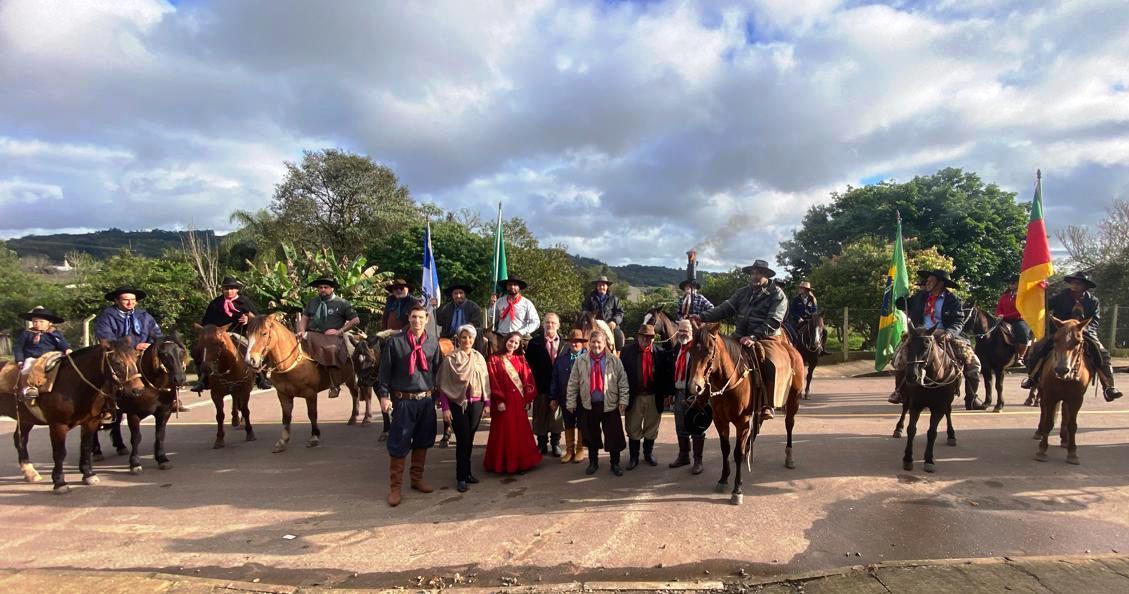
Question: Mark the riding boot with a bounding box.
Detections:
[584,447,599,475]
[643,438,657,466]
[573,432,587,463]
[537,434,549,455]
[190,371,208,393]
[964,375,986,410]
[609,451,624,476]
[409,449,434,493]
[1098,361,1123,402]
[669,436,691,468]
[327,370,340,398]
[255,372,272,390]
[387,456,406,507]
[690,435,705,475]
[550,432,563,457]
[560,428,576,463]
[625,440,640,470]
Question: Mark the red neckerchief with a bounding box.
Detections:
[641,345,653,391]
[589,352,606,393]
[500,294,523,321]
[924,294,939,320]
[407,331,429,375]
[675,341,692,380]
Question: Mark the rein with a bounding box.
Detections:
[252,323,310,374]
[66,349,140,399]
[909,336,961,389]
[966,310,1004,340]
[693,335,754,404]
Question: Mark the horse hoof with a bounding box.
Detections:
[158,461,172,470]
[947,437,957,447]
[902,461,913,471]
[378,433,388,442]
[53,484,71,495]
[347,417,357,426]
[307,439,320,448]
[992,405,1003,413]
[361,417,372,426]
[93,453,104,462]
[1035,452,1048,462]
[23,471,43,483]
[785,457,796,470]
[892,430,902,438]
[730,494,744,505]
[1032,432,1044,440]
[246,433,257,442]
[923,463,935,473]
[1066,455,1080,465]
[213,441,225,449]
[272,444,287,453]
[82,475,100,486]
[232,419,241,428]
[129,466,143,475]
[714,483,727,493]
[115,447,128,456]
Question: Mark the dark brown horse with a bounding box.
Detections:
[899,325,962,473]
[1035,318,1094,465]
[93,335,187,473]
[575,311,617,354]
[244,315,360,453]
[791,313,825,399]
[642,306,679,345]
[687,324,804,505]
[194,324,256,448]
[1,339,144,492]
[968,307,1016,412]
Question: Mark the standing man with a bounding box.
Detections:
[382,279,419,331]
[526,313,566,456]
[94,285,163,351]
[673,278,713,323]
[995,278,1032,366]
[435,282,483,339]
[192,276,270,391]
[665,319,707,474]
[581,276,625,350]
[691,259,788,421]
[378,306,444,506]
[491,277,540,338]
[296,276,359,399]
[1022,273,1121,401]
[620,324,664,469]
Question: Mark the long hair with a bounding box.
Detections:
[494,331,524,355]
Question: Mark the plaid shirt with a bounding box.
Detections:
[672,292,714,321]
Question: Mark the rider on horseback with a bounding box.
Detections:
[691,259,787,421]
[1021,273,1122,402]
[191,276,271,392]
[13,307,72,405]
[490,277,541,341]
[995,278,1032,366]
[580,276,625,350]
[94,286,163,354]
[435,282,483,339]
[297,276,360,399]
[889,270,984,409]
[783,281,828,355]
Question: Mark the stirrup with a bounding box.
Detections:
[1020,377,1036,390]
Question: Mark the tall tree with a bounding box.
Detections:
[1058,197,1129,302]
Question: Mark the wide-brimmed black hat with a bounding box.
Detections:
[684,403,713,434]
[679,278,701,290]
[741,259,776,278]
[592,275,614,286]
[308,276,339,289]
[446,282,474,295]
[220,276,244,289]
[917,269,960,289]
[19,306,65,324]
[1063,272,1097,289]
[499,277,528,290]
[105,286,147,301]
[387,278,412,291]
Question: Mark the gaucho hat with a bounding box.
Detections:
[387,278,412,291]
[19,306,65,324]
[220,276,244,289]
[741,259,776,278]
[499,277,528,290]
[1062,272,1097,289]
[684,402,714,434]
[105,285,147,301]
[565,328,589,343]
[592,275,614,286]
[446,281,474,295]
[308,276,340,289]
[917,269,960,290]
[679,278,701,290]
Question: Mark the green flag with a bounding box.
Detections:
[492,203,508,291]
[875,215,910,371]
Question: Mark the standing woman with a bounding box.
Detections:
[483,332,542,474]
[566,330,629,476]
[436,325,491,492]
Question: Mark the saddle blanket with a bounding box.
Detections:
[303,332,352,368]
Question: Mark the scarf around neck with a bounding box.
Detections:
[500,294,522,321]
[589,352,606,394]
[437,348,488,409]
[407,331,430,375]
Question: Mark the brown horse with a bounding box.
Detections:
[899,325,962,473]
[968,307,1017,412]
[244,315,360,453]
[1035,317,1094,465]
[687,324,803,505]
[575,311,617,354]
[93,335,187,473]
[1,339,144,493]
[194,324,256,448]
[791,313,825,399]
[642,306,679,345]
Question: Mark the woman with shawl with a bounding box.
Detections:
[437,325,491,492]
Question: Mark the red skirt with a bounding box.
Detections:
[483,398,542,474]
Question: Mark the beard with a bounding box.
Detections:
[676,334,691,345]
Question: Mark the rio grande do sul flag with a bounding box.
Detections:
[875,214,910,371]
[1017,170,1053,340]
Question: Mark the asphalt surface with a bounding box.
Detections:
[0,373,1126,590]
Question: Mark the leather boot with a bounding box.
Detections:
[573,432,587,463]
[626,440,640,470]
[610,451,624,476]
[409,449,434,493]
[584,447,599,475]
[560,429,575,463]
[643,438,657,466]
[669,436,691,468]
[550,433,563,457]
[190,371,208,393]
[255,372,273,390]
[537,435,549,455]
[691,435,705,475]
[964,376,986,410]
[387,457,406,507]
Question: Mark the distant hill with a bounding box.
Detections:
[5,228,216,261]
[570,254,697,287]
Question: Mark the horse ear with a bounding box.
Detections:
[218,323,231,333]
[1079,317,1094,330]
[193,323,203,330]
[99,338,113,351]
[1050,317,1063,329]
[704,323,720,335]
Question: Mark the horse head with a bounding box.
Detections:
[353,333,387,387]
[102,338,145,399]
[1049,316,1091,381]
[688,323,723,399]
[903,325,942,389]
[244,314,289,371]
[805,311,825,351]
[154,333,189,387]
[196,323,235,377]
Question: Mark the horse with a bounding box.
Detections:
[687,324,804,505]
[642,305,679,345]
[968,307,1017,412]
[244,315,361,453]
[790,313,825,399]
[92,334,187,473]
[0,339,144,493]
[194,324,257,448]
[1035,317,1094,465]
[575,311,617,355]
[899,324,962,473]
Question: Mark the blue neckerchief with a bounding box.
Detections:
[450,302,465,331]
[569,347,586,362]
[594,293,608,309]
[118,308,142,336]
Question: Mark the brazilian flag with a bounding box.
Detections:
[875,216,910,371]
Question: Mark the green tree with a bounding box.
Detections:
[778,168,1027,304]
[1058,198,1129,303]
[508,245,586,322]
[0,245,64,337]
[700,268,747,306]
[366,220,494,305]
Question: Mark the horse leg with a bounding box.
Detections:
[893,401,908,438]
[127,413,143,474]
[1035,396,1056,461]
[50,423,70,493]
[945,408,956,446]
[306,396,321,448]
[79,421,100,486]
[231,398,241,428]
[361,385,373,425]
[981,370,993,410]
[213,392,226,449]
[1064,397,1080,465]
[92,427,104,461]
[111,415,128,456]
[1058,400,1068,447]
[273,394,294,453]
[902,407,921,471]
[240,390,256,442]
[804,361,815,400]
[14,423,42,483]
[348,389,360,425]
[993,368,1005,412]
[784,395,798,469]
[923,406,944,473]
[155,406,172,469]
[731,421,748,505]
[715,424,731,493]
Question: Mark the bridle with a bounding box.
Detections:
[248,320,308,374]
[1051,330,1086,381]
[201,331,254,386]
[687,333,752,407]
[965,308,1004,340]
[66,347,143,399]
[907,333,961,389]
[140,338,184,390]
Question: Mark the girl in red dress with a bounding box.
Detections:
[484,332,542,474]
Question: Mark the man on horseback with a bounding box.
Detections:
[783,281,828,355]
[435,282,482,339]
[490,277,540,338]
[691,259,787,421]
[94,286,163,352]
[296,276,359,399]
[12,307,72,405]
[995,278,1032,366]
[1021,273,1122,402]
[890,270,984,409]
[383,279,420,331]
[673,278,713,322]
[581,276,625,349]
[191,277,271,392]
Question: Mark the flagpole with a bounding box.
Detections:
[489,202,502,329]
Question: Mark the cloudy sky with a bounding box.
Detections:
[2,0,1127,270]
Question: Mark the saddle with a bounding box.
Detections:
[745,336,796,408]
[302,332,354,368]
[998,321,1016,347]
[27,352,66,394]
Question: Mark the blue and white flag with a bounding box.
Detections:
[422,221,440,311]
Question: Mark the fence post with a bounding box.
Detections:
[82,314,97,347]
[842,306,850,363]
[1110,305,1120,349]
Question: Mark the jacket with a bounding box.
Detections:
[525,333,563,396]
[435,299,483,338]
[550,348,584,408]
[581,291,624,326]
[900,290,964,337]
[786,293,818,325]
[566,351,630,411]
[201,294,259,330]
[1048,289,1100,338]
[699,282,787,339]
[14,329,70,363]
[619,341,669,411]
[93,306,163,348]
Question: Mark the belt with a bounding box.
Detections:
[393,391,432,400]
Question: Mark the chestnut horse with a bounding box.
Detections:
[575,311,617,355]
[687,324,804,505]
[0,339,144,492]
[244,315,360,453]
[1035,318,1094,465]
[195,324,256,448]
[899,325,961,473]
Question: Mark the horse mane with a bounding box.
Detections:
[696,325,744,367]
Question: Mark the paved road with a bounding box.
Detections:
[1,374,1125,590]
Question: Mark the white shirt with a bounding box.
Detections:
[493,295,541,335]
